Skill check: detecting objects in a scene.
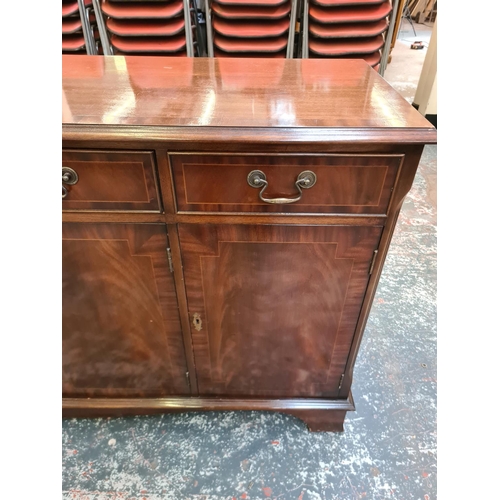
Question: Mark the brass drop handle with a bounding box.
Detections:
[247,170,317,204]
[62,166,79,199]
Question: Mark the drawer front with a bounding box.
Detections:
[62,150,161,212]
[170,154,403,214]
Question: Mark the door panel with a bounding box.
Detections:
[179,224,382,398]
[62,223,190,397]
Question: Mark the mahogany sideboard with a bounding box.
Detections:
[62,55,437,431]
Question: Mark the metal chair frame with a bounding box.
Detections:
[301,0,396,74]
[66,0,98,54]
[89,0,196,57]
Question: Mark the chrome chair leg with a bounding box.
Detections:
[91,0,112,55]
[77,0,97,54]
[286,0,298,58]
[301,0,309,58]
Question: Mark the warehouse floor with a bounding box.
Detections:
[62,27,437,500]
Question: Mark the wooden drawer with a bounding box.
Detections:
[62,150,161,212]
[170,153,403,214]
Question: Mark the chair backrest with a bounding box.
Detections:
[62,0,98,54]
[91,0,197,56]
[301,0,391,72]
[205,0,299,58]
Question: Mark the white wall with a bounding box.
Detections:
[414,17,437,116]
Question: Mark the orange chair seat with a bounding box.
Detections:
[213,17,290,38]
[309,18,387,37]
[101,0,184,19]
[112,49,187,56]
[309,1,391,24]
[62,34,86,50]
[309,50,381,66]
[62,1,79,17]
[309,35,384,55]
[215,48,286,58]
[212,2,291,19]
[312,0,384,6]
[106,17,185,36]
[213,32,288,52]
[62,0,92,17]
[62,17,83,34]
[214,0,288,6]
[110,33,186,52]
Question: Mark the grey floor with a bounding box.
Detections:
[62,26,437,500]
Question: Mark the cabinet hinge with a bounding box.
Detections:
[186,371,190,388]
[338,373,345,390]
[167,247,174,273]
[369,249,378,275]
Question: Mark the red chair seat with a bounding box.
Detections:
[214,0,288,6]
[110,33,186,52]
[62,34,87,51]
[309,18,387,37]
[62,17,83,34]
[312,0,384,6]
[309,35,384,55]
[213,33,288,52]
[62,0,92,17]
[213,17,290,38]
[309,1,391,24]
[62,1,79,17]
[106,17,185,36]
[214,48,286,58]
[211,2,291,19]
[111,49,187,56]
[309,50,381,66]
[101,0,184,19]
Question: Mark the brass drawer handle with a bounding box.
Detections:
[247,170,317,204]
[62,166,79,199]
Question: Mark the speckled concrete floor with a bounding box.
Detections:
[62,38,437,500]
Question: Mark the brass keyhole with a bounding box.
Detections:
[192,313,202,331]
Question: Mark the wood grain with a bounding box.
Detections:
[60,55,436,430]
[62,211,387,225]
[178,224,382,397]
[170,153,402,214]
[63,394,355,431]
[62,55,437,145]
[62,150,161,212]
[62,223,190,397]
[63,395,355,412]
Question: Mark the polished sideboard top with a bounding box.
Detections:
[62,55,437,145]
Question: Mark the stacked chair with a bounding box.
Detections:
[62,0,99,54]
[205,0,298,58]
[95,0,202,56]
[62,0,392,64]
[301,0,392,70]
[100,0,189,56]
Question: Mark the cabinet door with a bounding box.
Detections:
[179,224,382,398]
[62,223,190,397]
